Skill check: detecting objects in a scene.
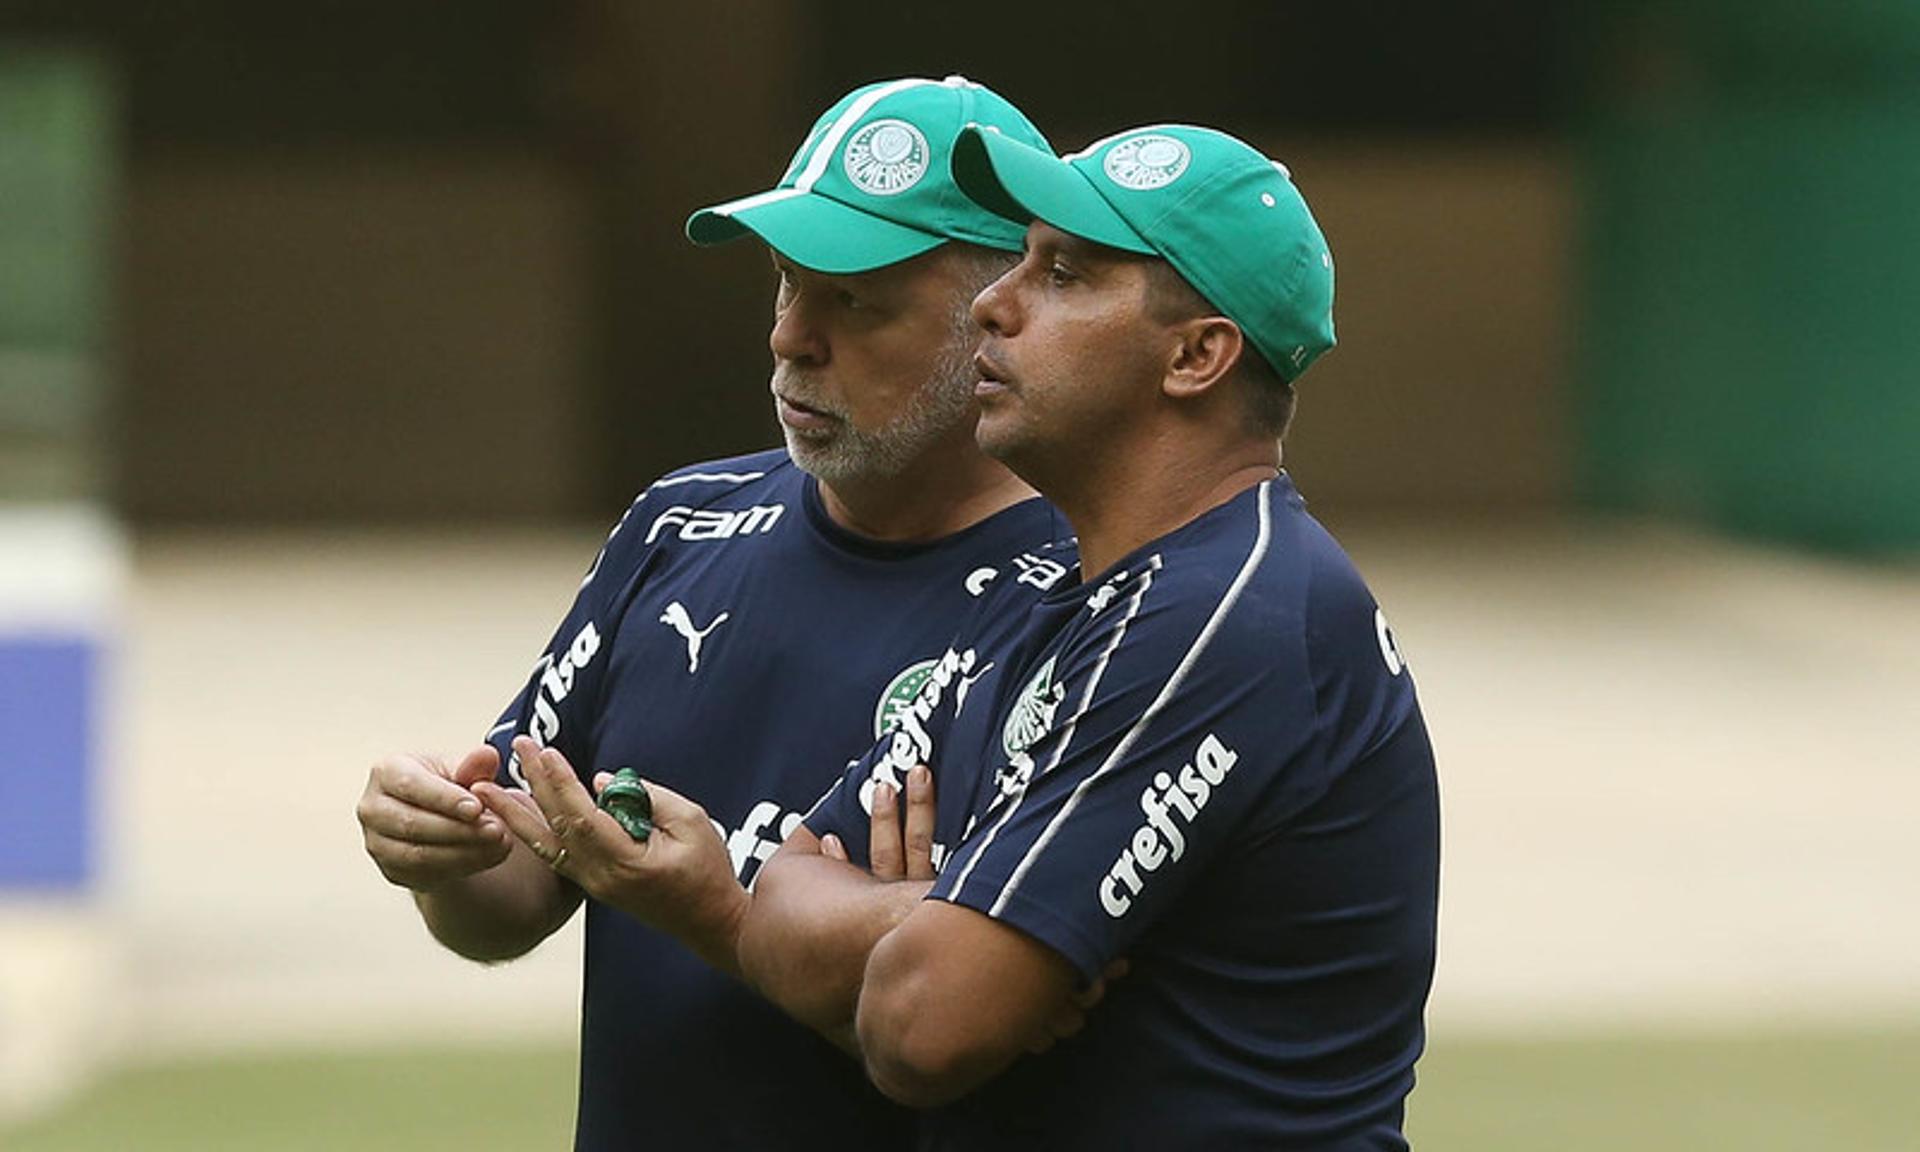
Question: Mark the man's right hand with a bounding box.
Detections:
[357,746,515,892]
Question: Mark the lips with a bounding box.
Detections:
[973,349,1012,397]
[775,391,842,434]
[779,393,830,417]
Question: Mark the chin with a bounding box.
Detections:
[783,437,834,478]
[972,419,1028,469]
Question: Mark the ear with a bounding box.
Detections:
[1162,316,1245,401]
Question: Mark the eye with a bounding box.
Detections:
[1046,259,1078,287]
[836,288,864,310]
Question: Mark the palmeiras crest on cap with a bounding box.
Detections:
[844,118,931,196]
[1102,134,1192,191]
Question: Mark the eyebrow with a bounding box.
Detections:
[1042,228,1137,277]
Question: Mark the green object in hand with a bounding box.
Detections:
[598,768,654,841]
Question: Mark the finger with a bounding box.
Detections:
[472,780,554,856]
[451,744,501,790]
[1074,958,1130,1009]
[365,830,511,885]
[477,780,545,821]
[375,754,486,823]
[1027,1001,1087,1054]
[513,738,603,840]
[868,782,902,881]
[1049,1004,1088,1040]
[632,778,712,837]
[903,765,937,882]
[362,794,507,847]
[513,740,640,869]
[819,833,848,862]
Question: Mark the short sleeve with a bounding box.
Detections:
[931,567,1321,982]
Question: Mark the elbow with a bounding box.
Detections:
[856,937,996,1107]
[857,987,978,1107]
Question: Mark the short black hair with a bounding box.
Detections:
[1141,260,1296,439]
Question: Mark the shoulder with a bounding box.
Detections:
[643,448,798,506]
[1236,483,1420,757]
[1125,487,1308,664]
[1110,480,1382,691]
[579,449,798,590]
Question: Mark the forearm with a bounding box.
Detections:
[855,902,1081,1106]
[738,846,929,1051]
[415,840,581,962]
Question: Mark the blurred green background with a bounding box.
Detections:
[8,1029,1918,1150]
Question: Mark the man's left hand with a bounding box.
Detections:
[475,736,749,975]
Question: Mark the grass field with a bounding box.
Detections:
[3,1027,1913,1150]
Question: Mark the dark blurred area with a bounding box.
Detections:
[2,1,1915,551]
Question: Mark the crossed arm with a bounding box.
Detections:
[476,738,1109,1106]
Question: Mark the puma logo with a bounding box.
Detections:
[953,662,996,718]
[660,601,730,673]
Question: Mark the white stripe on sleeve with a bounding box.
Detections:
[946,556,1161,904]
[986,482,1275,918]
[648,470,767,489]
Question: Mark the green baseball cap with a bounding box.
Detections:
[952,123,1336,382]
[686,76,1053,274]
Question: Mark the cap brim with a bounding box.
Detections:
[952,127,1155,256]
[685,188,945,274]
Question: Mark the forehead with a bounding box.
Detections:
[770,243,963,299]
[1026,221,1155,277]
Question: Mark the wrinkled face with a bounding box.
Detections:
[969,222,1171,474]
[767,246,985,485]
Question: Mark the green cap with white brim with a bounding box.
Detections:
[952,122,1336,382]
[687,76,1053,274]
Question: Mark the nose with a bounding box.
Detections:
[770,293,827,365]
[971,263,1018,337]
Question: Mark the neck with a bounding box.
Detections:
[817,434,1038,543]
[1044,435,1279,580]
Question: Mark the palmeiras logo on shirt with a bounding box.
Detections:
[874,658,939,739]
[1103,134,1191,191]
[1002,655,1064,760]
[844,119,930,196]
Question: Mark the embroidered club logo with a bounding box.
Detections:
[1002,656,1064,760]
[874,658,939,739]
[1103,134,1191,191]
[843,119,930,196]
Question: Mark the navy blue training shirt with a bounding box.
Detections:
[486,447,1071,1152]
[810,475,1440,1151]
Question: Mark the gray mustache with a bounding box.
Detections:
[771,369,846,419]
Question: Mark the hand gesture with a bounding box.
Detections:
[823,764,938,884]
[830,763,1128,1055]
[474,737,748,971]
[357,746,513,891]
